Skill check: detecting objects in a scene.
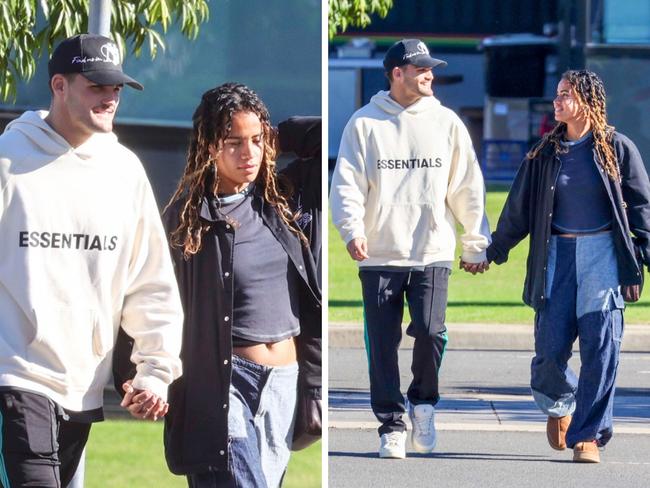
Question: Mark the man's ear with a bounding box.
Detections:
[50,74,67,96]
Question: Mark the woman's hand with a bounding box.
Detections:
[120,380,169,421]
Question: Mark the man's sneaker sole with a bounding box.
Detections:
[411,438,436,454]
[379,450,406,459]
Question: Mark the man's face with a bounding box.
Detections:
[62,74,122,138]
[212,111,264,194]
[399,64,434,99]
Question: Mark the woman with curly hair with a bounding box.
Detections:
[487,70,650,463]
[161,82,321,486]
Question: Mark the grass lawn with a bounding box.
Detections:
[329,188,650,324]
[85,420,321,487]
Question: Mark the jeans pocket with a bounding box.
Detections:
[609,291,625,343]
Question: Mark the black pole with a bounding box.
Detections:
[557,0,590,73]
[557,0,573,74]
[573,0,589,68]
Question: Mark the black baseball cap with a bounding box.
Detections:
[383,39,448,72]
[48,34,143,90]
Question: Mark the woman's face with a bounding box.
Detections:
[553,79,586,125]
[212,111,264,194]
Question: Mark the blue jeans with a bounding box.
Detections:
[531,233,624,447]
[187,356,298,488]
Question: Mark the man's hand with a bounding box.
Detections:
[346,237,369,261]
[459,259,489,275]
[120,380,168,421]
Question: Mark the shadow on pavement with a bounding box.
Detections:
[328,451,548,461]
[446,385,532,395]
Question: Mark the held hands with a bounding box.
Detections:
[120,380,169,421]
[346,237,369,261]
[459,259,490,275]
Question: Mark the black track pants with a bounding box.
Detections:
[359,267,450,435]
[0,389,91,488]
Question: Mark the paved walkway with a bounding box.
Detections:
[328,348,650,434]
[329,348,650,486]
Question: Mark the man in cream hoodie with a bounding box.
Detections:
[0,34,182,486]
[331,39,490,459]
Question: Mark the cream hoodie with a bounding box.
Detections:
[331,91,490,267]
[0,111,182,412]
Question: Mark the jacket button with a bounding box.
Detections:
[224,359,229,365]
[548,213,552,217]
[550,186,554,190]
[219,450,225,455]
[224,316,230,322]
[226,224,231,229]
[541,295,544,299]
[224,272,230,278]
[223,403,227,409]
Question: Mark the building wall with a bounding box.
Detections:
[0,0,321,201]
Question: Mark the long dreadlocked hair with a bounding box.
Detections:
[527,69,619,180]
[166,82,306,258]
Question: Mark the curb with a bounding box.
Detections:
[329,322,650,352]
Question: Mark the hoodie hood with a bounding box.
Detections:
[4,110,118,160]
[370,91,441,115]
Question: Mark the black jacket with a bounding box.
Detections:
[162,118,322,475]
[487,132,650,311]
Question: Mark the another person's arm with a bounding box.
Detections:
[618,135,650,268]
[330,118,369,261]
[486,155,534,265]
[278,116,321,160]
[278,115,323,447]
[118,179,183,419]
[446,119,491,272]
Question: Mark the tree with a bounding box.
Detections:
[0,0,209,101]
[328,0,394,39]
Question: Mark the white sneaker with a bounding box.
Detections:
[409,404,436,453]
[378,431,407,459]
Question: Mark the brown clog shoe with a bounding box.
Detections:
[546,415,572,450]
[573,440,600,463]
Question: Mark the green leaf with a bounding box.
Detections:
[0,0,210,99]
[329,0,394,38]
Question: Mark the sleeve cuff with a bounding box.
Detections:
[343,232,366,245]
[461,250,487,264]
[131,374,170,402]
